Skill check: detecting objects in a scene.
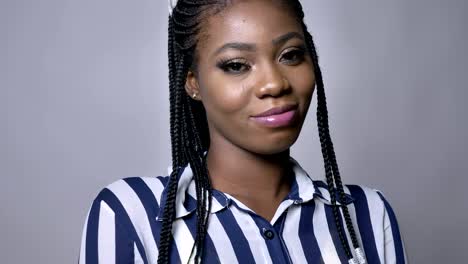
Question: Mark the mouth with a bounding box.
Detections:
[250,104,298,128]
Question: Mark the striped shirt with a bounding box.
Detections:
[79,157,407,263]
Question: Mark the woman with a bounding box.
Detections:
[79,0,406,263]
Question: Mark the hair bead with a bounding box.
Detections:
[355,247,367,264]
[168,0,178,15]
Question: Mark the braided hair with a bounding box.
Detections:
[161,1,366,263]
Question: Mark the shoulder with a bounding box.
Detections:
[343,184,407,262]
[81,176,170,263]
[346,184,391,211]
[313,180,397,219]
[312,181,407,261]
[87,176,170,226]
[314,182,405,240]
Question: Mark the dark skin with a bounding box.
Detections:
[185,0,316,222]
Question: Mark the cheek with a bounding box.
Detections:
[292,67,316,102]
[200,77,251,115]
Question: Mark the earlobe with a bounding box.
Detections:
[185,70,201,100]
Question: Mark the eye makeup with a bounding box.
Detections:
[216,58,252,75]
[215,44,308,75]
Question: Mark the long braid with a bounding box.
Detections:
[159,1,219,263]
[328,142,361,249]
[157,17,177,264]
[182,93,213,262]
[304,29,354,260]
[296,2,364,261]
[302,18,366,264]
[168,16,177,162]
[304,24,360,249]
[158,20,190,263]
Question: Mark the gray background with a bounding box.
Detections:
[2,0,467,263]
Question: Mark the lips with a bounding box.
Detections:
[250,104,298,128]
[252,104,298,118]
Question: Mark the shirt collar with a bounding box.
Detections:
[156,157,354,221]
[287,157,355,206]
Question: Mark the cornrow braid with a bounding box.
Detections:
[162,1,366,263]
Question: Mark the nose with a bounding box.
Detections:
[254,64,291,99]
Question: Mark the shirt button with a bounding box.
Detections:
[293,199,303,205]
[262,228,275,240]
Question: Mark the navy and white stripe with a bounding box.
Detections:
[79,157,407,263]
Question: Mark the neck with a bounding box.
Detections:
[206,135,292,220]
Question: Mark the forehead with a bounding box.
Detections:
[197,1,302,53]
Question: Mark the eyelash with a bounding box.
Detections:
[217,58,251,74]
[216,48,306,75]
[280,49,306,65]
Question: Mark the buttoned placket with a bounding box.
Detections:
[222,193,312,264]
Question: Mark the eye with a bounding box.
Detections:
[279,48,306,65]
[217,59,251,74]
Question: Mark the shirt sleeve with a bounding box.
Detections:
[78,188,144,264]
[376,190,408,264]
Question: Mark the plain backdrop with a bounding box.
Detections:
[2,0,467,263]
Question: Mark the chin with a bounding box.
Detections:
[246,132,300,155]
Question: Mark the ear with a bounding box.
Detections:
[185,70,202,101]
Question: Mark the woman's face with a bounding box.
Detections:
[186,0,315,155]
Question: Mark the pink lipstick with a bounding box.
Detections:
[251,105,298,127]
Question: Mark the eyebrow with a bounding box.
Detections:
[214,42,256,56]
[272,31,304,46]
[213,31,304,56]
